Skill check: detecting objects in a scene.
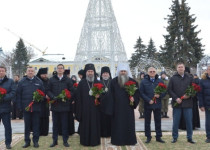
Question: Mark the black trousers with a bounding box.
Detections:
[52,111,69,143]
[0,112,12,145]
[23,111,40,143]
[144,108,162,139]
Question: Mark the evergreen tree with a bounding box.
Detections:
[160,0,204,68]
[129,36,146,69]
[12,38,29,76]
[146,38,157,59]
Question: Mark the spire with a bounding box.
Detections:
[74,0,128,75]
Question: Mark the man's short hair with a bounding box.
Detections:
[0,66,6,71]
[27,66,34,69]
[176,62,185,67]
[147,67,156,72]
[15,75,20,78]
[57,64,64,69]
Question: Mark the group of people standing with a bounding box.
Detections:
[0,62,210,149]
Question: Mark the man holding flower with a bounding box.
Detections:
[140,67,166,143]
[108,63,139,145]
[168,62,195,144]
[76,63,102,146]
[17,66,44,148]
[46,64,74,147]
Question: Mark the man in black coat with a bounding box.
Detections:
[0,66,16,149]
[168,62,195,144]
[36,68,49,136]
[17,66,44,148]
[46,64,74,148]
[76,63,101,146]
[140,67,165,143]
[100,66,112,137]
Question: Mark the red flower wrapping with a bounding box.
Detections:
[124,81,137,106]
[91,83,104,106]
[25,89,45,112]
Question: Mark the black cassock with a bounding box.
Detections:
[107,77,140,145]
[100,79,112,137]
[40,79,49,136]
[76,79,101,146]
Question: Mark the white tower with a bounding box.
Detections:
[74,0,128,76]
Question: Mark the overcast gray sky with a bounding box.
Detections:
[0,0,209,60]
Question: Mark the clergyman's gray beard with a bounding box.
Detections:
[86,76,94,82]
[118,74,129,88]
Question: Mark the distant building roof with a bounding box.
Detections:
[30,54,73,63]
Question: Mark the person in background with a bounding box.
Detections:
[78,69,84,80]
[160,71,170,118]
[138,72,145,119]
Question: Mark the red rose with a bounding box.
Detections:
[125,81,136,86]
[93,83,104,90]
[73,83,78,88]
[64,89,71,99]
[158,83,167,89]
[37,89,45,97]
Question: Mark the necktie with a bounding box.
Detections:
[151,78,155,82]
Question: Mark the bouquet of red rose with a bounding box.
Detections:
[174,83,201,107]
[73,83,78,89]
[152,83,167,104]
[56,89,71,102]
[91,83,104,105]
[124,81,138,106]
[25,89,45,112]
[0,87,7,103]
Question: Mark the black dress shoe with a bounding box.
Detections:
[22,143,30,148]
[156,138,165,143]
[205,138,210,143]
[6,144,11,149]
[34,142,39,148]
[145,138,151,143]
[50,142,58,147]
[63,142,70,147]
[171,138,177,143]
[188,139,195,144]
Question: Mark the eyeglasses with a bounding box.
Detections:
[149,71,156,73]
